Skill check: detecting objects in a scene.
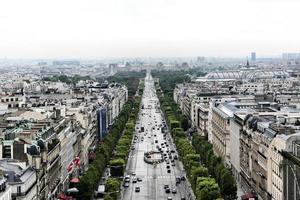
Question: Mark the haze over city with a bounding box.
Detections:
[0,1,300,200]
[0,0,300,59]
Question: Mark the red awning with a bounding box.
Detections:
[58,193,68,199]
[70,177,80,183]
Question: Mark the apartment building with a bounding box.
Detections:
[0,77,128,200]
[173,70,300,199]
[0,173,12,200]
[281,141,300,200]
[0,160,37,200]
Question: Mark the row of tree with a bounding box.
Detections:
[42,74,91,84]
[192,135,237,199]
[104,79,144,200]
[154,76,237,200]
[109,80,144,177]
[156,82,222,200]
[76,79,144,199]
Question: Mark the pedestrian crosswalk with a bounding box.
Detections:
[139,175,175,179]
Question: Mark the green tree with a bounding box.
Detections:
[196,177,220,200]
[190,166,209,188]
[181,115,189,131]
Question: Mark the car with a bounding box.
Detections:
[155,140,158,143]
[131,172,136,176]
[171,162,175,166]
[165,187,171,193]
[180,197,186,200]
[181,176,186,181]
[131,146,135,150]
[174,155,178,160]
[166,165,170,169]
[164,185,169,189]
[166,160,170,164]
[172,188,177,194]
[167,169,171,173]
[123,182,130,187]
[132,177,137,183]
[135,186,140,192]
[137,177,142,182]
[176,177,181,184]
[171,150,175,153]
[169,155,172,159]
[124,175,130,182]
[167,197,172,200]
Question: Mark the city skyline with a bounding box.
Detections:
[0,0,300,59]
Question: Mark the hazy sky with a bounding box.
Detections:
[0,0,300,59]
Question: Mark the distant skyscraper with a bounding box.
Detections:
[251,52,256,62]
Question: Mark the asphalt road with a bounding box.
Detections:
[121,73,195,200]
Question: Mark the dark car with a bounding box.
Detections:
[165,187,171,193]
[164,185,169,189]
[135,186,140,192]
[181,176,186,181]
[123,182,130,187]
[167,169,171,173]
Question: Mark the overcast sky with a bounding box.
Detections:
[0,0,299,59]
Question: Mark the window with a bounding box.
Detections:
[3,146,11,158]
[17,186,21,195]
